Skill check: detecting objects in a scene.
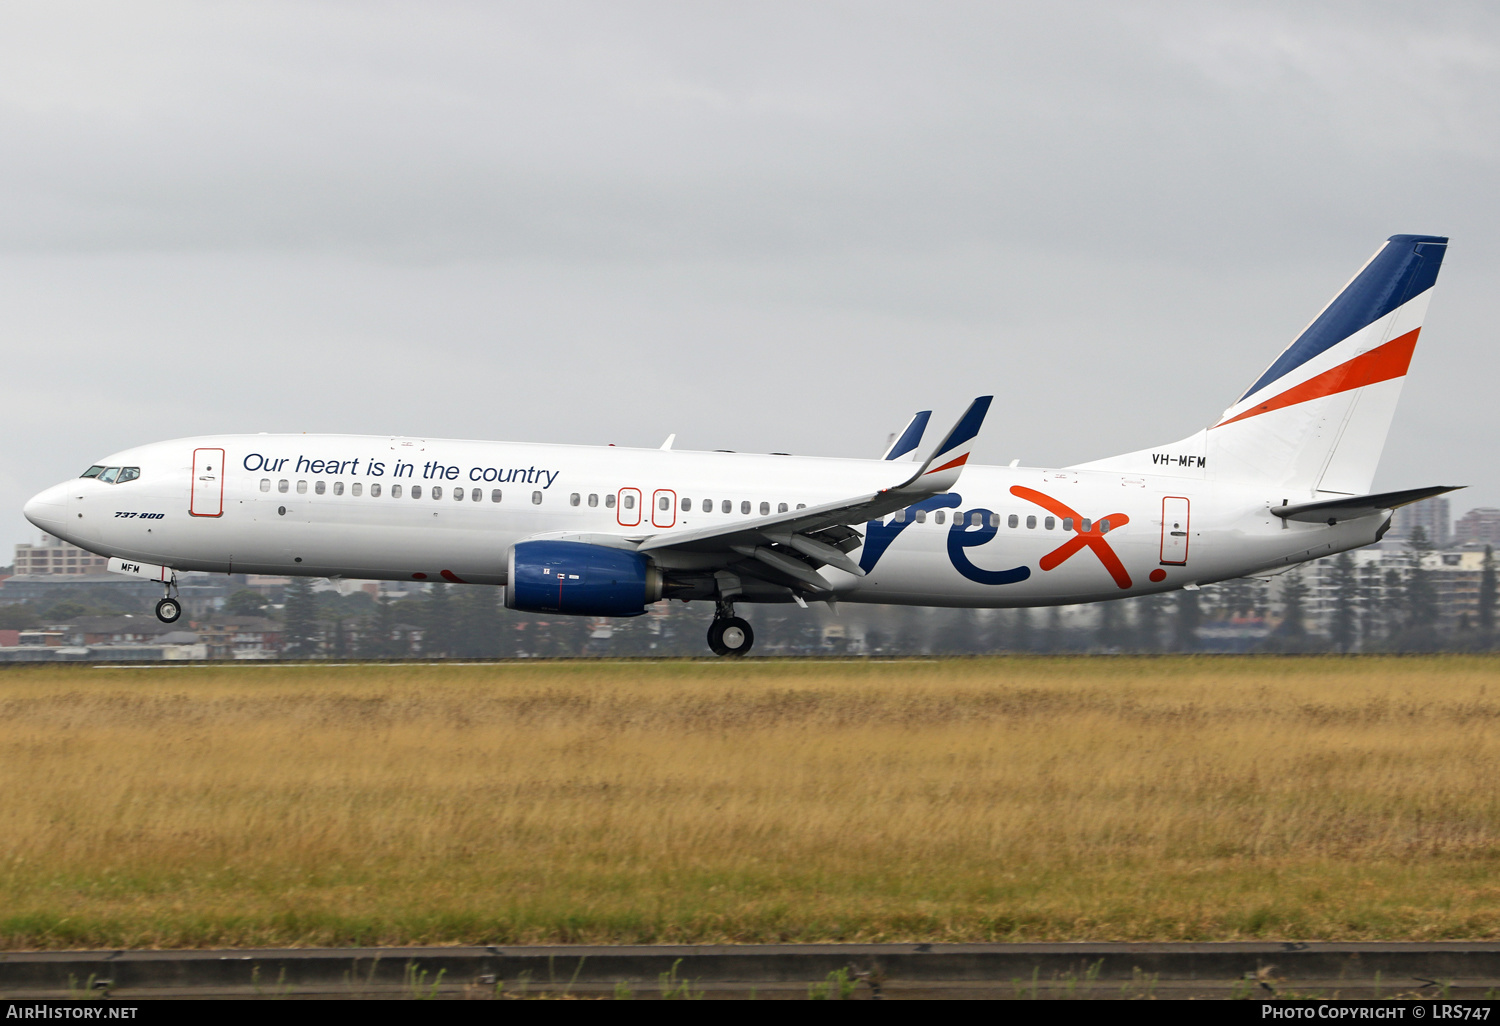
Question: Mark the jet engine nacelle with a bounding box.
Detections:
[506,540,663,617]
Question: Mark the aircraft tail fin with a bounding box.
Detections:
[1073,234,1448,496]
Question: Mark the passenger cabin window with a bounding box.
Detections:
[472,488,482,501]
[391,484,402,498]
[659,496,670,511]
[532,490,543,504]
[315,481,326,495]
[117,468,139,483]
[333,481,344,496]
[1100,519,1111,533]
[98,467,120,484]
[915,510,927,523]
[370,483,381,497]
[1081,518,1092,532]
[491,489,502,502]
[778,503,788,513]
[411,485,422,499]
[570,493,581,506]
[760,502,770,515]
[1044,516,1055,530]
[279,480,289,493]
[260,479,271,492]
[894,509,906,523]
[622,494,634,510]
[352,483,363,496]
[588,493,598,507]
[681,497,691,511]
[796,503,806,509]
[1008,514,1018,528]
[81,466,104,478]
[721,499,730,513]
[1026,515,1037,529]
[989,513,1000,528]
[934,511,945,525]
[431,487,441,500]
[972,512,984,527]
[741,501,751,514]
[453,487,463,500]
[1063,517,1073,531]
[296,481,307,494]
[605,494,615,508]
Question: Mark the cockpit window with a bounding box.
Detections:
[81,466,105,478]
[98,467,120,484]
[117,467,140,483]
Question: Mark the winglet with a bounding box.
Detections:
[897,396,992,493]
[881,411,932,460]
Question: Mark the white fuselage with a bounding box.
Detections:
[24,433,1383,607]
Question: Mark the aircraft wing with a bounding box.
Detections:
[635,397,991,590]
[1271,485,1464,525]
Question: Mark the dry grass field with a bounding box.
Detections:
[2,655,1499,949]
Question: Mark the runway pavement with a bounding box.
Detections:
[4,942,1500,999]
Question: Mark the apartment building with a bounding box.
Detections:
[12,534,108,575]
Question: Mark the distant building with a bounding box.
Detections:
[197,616,284,659]
[12,534,108,576]
[1388,495,1451,547]
[1454,508,1500,548]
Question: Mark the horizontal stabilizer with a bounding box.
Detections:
[1271,485,1463,524]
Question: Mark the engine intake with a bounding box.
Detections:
[506,540,662,617]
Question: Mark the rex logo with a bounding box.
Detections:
[1009,485,1132,589]
[858,487,1132,591]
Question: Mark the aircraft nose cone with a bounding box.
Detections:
[23,482,70,533]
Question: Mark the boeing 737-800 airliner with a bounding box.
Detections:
[24,234,1458,655]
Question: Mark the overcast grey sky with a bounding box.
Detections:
[3,1,1497,557]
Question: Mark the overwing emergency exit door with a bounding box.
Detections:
[1160,496,1190,565]
[652,489,677,529]
[190,448,225,517]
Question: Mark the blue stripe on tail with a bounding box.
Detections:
[1240,234,1448,401]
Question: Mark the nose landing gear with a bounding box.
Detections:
[154,577,182,624]
[707,600,754,657]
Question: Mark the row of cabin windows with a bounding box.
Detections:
[563,493,810,515]
[895,508,1112,533]
[257,479,814,517]
[261,479,525,503]
[252,479,1112,532]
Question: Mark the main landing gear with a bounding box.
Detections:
[155,578,182,624]
[707,600,754,657]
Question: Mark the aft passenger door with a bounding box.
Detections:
[1160,496,1189,565]
[190,448,225,517]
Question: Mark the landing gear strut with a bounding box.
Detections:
[155,578,181,624]
[707,600,753,657]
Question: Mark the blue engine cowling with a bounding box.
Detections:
[505,540,662,617]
